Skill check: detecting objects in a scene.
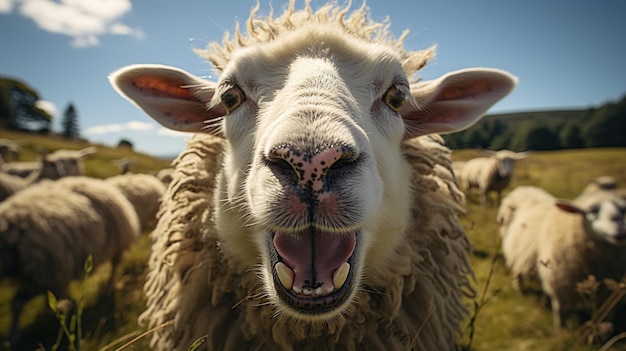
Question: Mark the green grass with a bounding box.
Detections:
[1,128,625,350]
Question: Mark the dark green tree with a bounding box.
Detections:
[559,123,584,149]
[510,123,560,151]
[62,103,80,139]
[582,98,626,147]
[0,77,52,132]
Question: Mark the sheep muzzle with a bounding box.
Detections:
[270,229,357,314]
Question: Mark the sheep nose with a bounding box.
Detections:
[268,145,355,192]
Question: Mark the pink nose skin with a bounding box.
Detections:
[271,146,351,192]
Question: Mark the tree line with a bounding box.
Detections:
[443,95,626,151]
[0,76,80,139]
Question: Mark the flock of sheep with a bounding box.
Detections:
[1,1,625,350]
[456,148,626,333]
[456,145,626,331]
[0,138,167,349]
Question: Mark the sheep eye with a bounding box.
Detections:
[221,86,245,112]
[383,86,406,112]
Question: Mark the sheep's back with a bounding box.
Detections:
[106,173,166,232]
[55,177,141,263]
[0,182,106,295]
[460,157,496,189]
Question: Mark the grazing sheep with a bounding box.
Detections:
[0,139,21,162]
[1,146,96,180]
[110,2,516,350]
[106,173,166,232]
[0,147,97,202]
[498,186,556,291]
[501,187,626,332]
[459,149,528,208]
[576,175,626,202]
[1,161,39,178]
[35,147,97,180]
[0,173,28,202]
[0,176,141,349]
[537,192,626,331]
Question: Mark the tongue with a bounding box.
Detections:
[273,231,356,290]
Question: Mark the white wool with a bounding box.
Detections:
[459,149,527,207]
[0,176,140,347]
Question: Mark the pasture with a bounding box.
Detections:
[0,128,624,350]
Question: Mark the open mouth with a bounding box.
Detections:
[269,229,357,314]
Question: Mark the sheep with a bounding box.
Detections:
[106,173,166,232]
[536,191,626,332]
[109,2,516,350]
[0,176,141,349]
[497,186,556,291]
[0,172,28,202]
[0,139,21,161]
[1,146,96,180]
[459,149,528,208]
[0,147,97,202]
[1,161,39,178]
[500,186,626,332]
[576,175,626,202]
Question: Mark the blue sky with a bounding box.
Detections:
[1,0,625,158]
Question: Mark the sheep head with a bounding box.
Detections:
[556,195,626,246]
[110,4,516,322]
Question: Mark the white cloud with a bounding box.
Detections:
[35,100,58,117]
[12,0,144,47]
[85,120,155,135]
[126,120,154,131]
[0,0,14,13]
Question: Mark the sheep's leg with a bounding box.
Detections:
[551,297,565,333]
[480,190,487,208]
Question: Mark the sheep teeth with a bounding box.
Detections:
[275,262,294,290]
[333,262,350,289]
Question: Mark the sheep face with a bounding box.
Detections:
[557,197,626,246]
[111,22,515,321]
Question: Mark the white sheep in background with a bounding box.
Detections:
[110,2,516,350]
[1,161,38,178]
[0,147,97,202]
[538,192,626,331]
[498,186,556,291]
[500,187,626,332]
[1,146,96,180]
[0,139,21,162]
[0,176,141,349]
[106,173,166,232]
[459,149,528,208]
[0,172,28,202]
[576,175,626,202]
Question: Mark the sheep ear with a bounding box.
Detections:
[78,147,97,159]
[109,64,225,135]
[555,199,585,214]
[401,68,517,139]
[515,151,530,160]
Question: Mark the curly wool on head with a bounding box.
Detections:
[196,0,435,78]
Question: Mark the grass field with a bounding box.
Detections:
[0,129,625,350]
